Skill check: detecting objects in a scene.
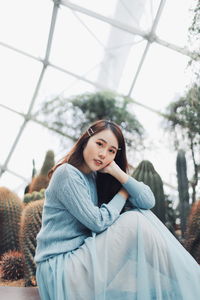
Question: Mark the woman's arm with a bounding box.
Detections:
[122,177,155,209]
[100,161,155,209]
[53,164,127,233]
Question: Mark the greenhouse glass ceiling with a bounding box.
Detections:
[0,0,197,199]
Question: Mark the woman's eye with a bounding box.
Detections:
[109,149,116,154]
[96,142,103,146]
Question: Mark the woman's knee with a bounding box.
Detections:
[117,210,139,228]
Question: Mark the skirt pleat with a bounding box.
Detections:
[36,209,200,300]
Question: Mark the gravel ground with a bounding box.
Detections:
[0,278,25,286]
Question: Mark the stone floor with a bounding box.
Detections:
[0,287,40,300]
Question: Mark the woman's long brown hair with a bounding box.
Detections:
[49,120,128,205]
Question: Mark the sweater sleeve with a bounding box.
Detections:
[122,176,155,209]
[56,166,126,233]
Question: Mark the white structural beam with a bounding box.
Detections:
[0,2,60,178]
[0,41,43,63]
[45,0,60,64]
[61,0,198,60]
[0,93,167,129]
[128,0,166,96]
[0,103,75,140]
[0,164,29,182]
[0,67,46,177]
[49,62,108,90]
[61,0,147,38]
[0,41,108,91]
[97,0,146,90]
[0,119,27,177]
[0,103,25,118]
[155,36,198,60]
[128,41,151,96]
[150,0,166,34]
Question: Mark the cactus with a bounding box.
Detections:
[29,175,49,193]
[40,150,55,176]
[184,200,200,264]
[29,150,55,193]
[23,188,45,205]
[132,160,166,223]
[164,194,178,237]
[0,250,24,280]
[24,159,37,194]
[0,187,23,256]
[176,149,190,236]
[20,199,44,286]
[32,159,37,178]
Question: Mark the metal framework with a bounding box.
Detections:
[0,0,195,190]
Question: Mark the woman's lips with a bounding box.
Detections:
[94,159,103,166]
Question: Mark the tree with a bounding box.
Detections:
[163,2,200,209]
[165,84,200,203]
[188,0,200,83]
[39,90,144,150]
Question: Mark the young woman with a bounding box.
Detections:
[35,120,200,300]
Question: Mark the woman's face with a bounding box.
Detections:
[81,129,119,173]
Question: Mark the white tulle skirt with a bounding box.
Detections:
[36,209,200,300]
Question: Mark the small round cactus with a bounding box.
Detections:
[0,250,24,281]
[0,187,23,255]
[23,188,45,205]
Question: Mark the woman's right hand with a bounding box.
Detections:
[100,161,129,184]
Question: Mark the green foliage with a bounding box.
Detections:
[40,90,144,149]
[166,84,200,138]
[132,160,166,223]
[189,0,200,41]
[23,188,45,205]
[20,199,44,286]
[184,200,200,264]
[0,187,23,256]
[165,84,200,202]
[176,149,190,236]
[0,251,24,281]
[188,0,200,81]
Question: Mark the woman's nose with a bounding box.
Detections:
[99,149,106,159]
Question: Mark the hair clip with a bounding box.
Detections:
[87,127,94,137]
[118,147,121,151]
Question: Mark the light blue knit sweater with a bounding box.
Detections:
[35,163,155,263]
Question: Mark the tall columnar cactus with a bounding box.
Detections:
[29,150,55,193]
[184,200,200,264]
[32,159,37,179]
[40,150,55,176]
[24,159,37,194]
[0,187,23,256]
[132,160,166,223]
[176,149,190,236]
[20,199,44,286]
